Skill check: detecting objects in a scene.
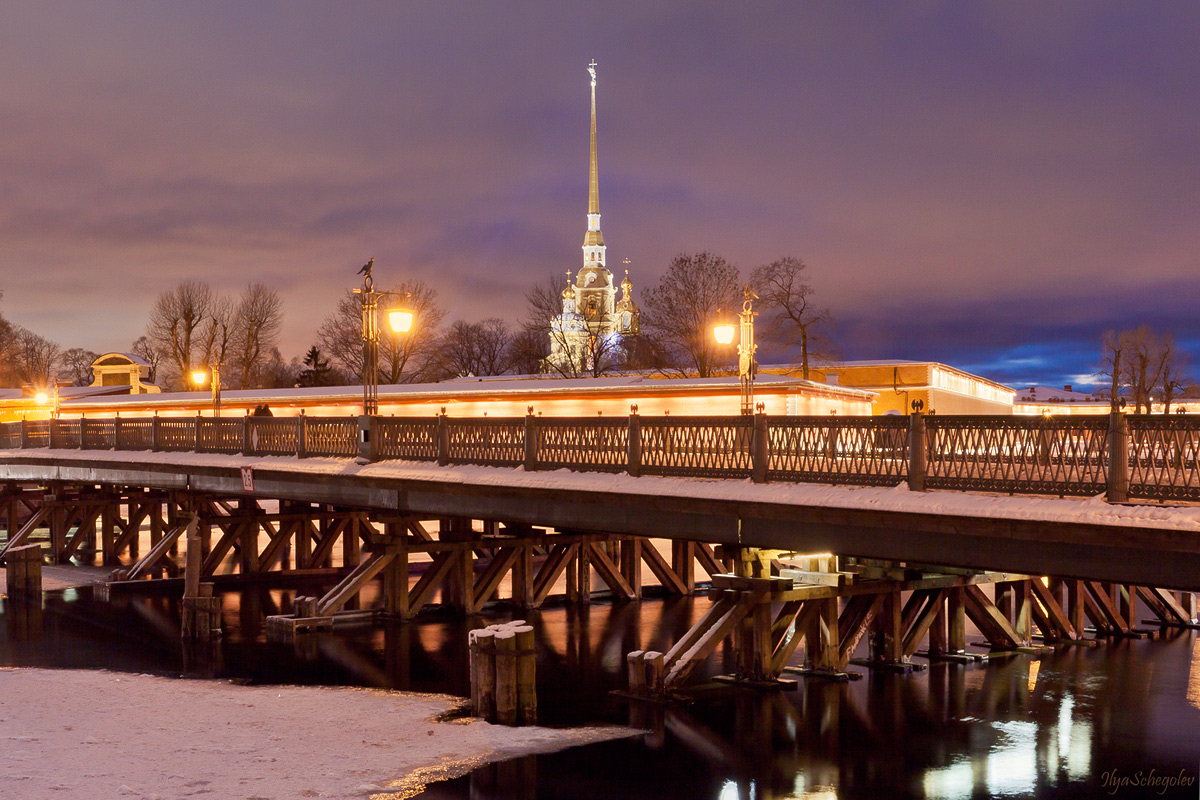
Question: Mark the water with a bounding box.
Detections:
[3,588,1200,798]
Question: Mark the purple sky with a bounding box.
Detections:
[2,3,1197,389]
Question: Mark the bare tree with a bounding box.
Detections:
[229,283,284,389]
[642,251,741,377]
[1126,326,1169,414]
[11,328,61,386]
[146,281,223,390]
[61,348,99,386]
[317,280,445,384]
[750,256,833,380]
[1156,334,1192,413]
[436,319,512,378]
[0,301,17,387]
[507,325,550,376]
[130,336,161,384]
[1098,329,1134,412]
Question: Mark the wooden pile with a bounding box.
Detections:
[468,621,536,726]
[4,543,42,600]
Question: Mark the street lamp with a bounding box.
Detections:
[191,364,221,416]
[713,285,758,415]
[353,258,415,415]
[34,383,60,419]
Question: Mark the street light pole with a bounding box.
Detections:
[712,285,758,415]
[354,258,415,417]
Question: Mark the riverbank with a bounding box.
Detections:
[0,667,635,799]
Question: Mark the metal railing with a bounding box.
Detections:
[1,412,1196,503]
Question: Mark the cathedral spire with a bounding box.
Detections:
[583,60,605,253]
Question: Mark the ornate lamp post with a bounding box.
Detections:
[34,383,60,419]
[713,285,758,415]
[191,364,221,416]
[354,258,415,416]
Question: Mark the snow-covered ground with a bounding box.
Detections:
[0,668,634,800]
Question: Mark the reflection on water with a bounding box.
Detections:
[4,589,1200,797]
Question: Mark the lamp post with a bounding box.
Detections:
[353,258,415,416]
[714,285,758,415]
[34,382,60,419]
[191,364,221,416]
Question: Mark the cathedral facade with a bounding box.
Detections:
[547,61,639,374]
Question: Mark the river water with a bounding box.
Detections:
[2,587,1199,798]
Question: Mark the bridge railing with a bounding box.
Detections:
[2,412,1197,502]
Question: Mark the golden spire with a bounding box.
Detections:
[583,60,604,249]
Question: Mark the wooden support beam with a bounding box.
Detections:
[408,550,458,616]
[663,596,753,689]
[620,539,643,600]
[587,541,634,599]
[1029,578,1079,640]
[0,506,50,562]
[962,584,1022,648]
[1137,586,1194,626]
[124,519,192,581]
[694,542,723,579]
[841,593,886,667]
[473,547,520,611]
[770,600,820,676]
[258,519,303,573]
[641,540,689,595]
[1084,581,1130,634]
[532,543,577,607]
[903,589,948,657]
[671,541,696,594]
[315,550,396,617]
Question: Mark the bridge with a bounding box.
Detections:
[3,411,1200,693]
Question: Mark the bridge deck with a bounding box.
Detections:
[3,448,1199,591]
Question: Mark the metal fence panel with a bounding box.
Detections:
[0,422,21,449]
[197,419,242,454]
[376,417,439,461]
[82,419,116,449]
[157,418,198,452]
[768,415,908,486]
[926,415,1108,496]
[537,417,628,472]
[247,418,299,456]
[446,418,524,466]
[1128,416,1200,501]
[116,420,153,450]
[304,417,358,457]
[641,416,754,478]
[23,420,50,448]
[50,419,80,448]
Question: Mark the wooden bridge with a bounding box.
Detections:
[3,411,1200,694]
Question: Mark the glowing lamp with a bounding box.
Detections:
[713,322,736,345]
[388,308,415,333]
[34,391,49,405]
[191,370,207,386]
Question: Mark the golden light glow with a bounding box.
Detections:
[713,322,735,345]
[388,309,415,333]
[34,391,49,405]
[191,370,207,386]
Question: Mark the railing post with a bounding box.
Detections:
[296,412,307,459]
[627,406,641,477]
[194,412,201,452]
[437,411,450,466]
[20,418,29,449]
[1107,411,1129,503]
[908,412,927,492]
[523,409,538,472]
[151,413,160,451]
[242,415,252,455]
[357,415,377,464]
[114,416,124,451]
[78,418,86,449]
[752,412,768,484]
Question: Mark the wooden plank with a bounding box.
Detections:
[841,593,886,667]
[125,519,192,580]
[257,519,302,572]
[664,595,738,666]
[1138,586,1193,625]
[694,542,723,578]
[0,505,50,561]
